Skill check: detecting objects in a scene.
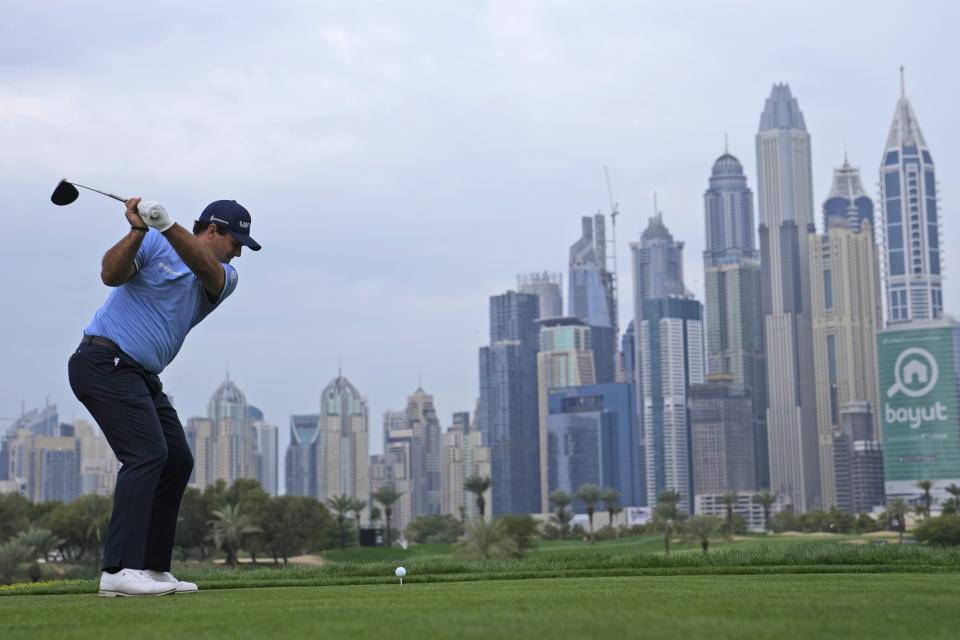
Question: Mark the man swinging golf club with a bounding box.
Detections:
[68,195,261,596]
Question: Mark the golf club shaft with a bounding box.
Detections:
[71,182,126,203]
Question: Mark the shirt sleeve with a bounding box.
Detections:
[133,229,161,273]
[217,263,239,304]
[191,263,239,328]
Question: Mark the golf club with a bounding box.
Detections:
[51,179,126,206]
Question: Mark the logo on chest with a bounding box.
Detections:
[158,262,185,278]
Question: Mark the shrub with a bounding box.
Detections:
[405,514,464,544]
[914,516,960,546]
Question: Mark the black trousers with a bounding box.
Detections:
[68,339,193,571]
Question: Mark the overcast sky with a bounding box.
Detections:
[1,1,956,492]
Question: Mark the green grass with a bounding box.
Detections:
[1,575,959,639]
[4,539,958,596]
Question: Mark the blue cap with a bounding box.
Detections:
[197,200,261,251]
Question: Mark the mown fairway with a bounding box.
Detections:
[2,574,959,639]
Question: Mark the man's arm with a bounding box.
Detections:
[101,197,149,286]
[160,224,226,297]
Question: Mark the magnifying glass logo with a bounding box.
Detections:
[886,347,938,398]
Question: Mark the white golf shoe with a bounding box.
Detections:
[98,569,177,597]
[142,570,199,594]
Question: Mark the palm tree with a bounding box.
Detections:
[350,498,367,538]
[550,490,574,538]
[886,498,907,544]
[943,484,960,515]
[326,494,354,549]
[373,485,403,548]
[600,488,622,538]
[453,519,518,560]
[576,484,602,544]
[549,490,574,540]
[652,490,682,554]
[464,475,492,519]
[209,503,261,567]
[685,516,722,553]
[751,491,777,532]
[721,492,738,534]
[916,480,933,518]
[369,506,382,528]
[15,529,62,564]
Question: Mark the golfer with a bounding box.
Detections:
[68,196,260,596]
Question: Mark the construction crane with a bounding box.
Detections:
[603,166,621,378]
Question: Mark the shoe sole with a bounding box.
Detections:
[98,588,177,597]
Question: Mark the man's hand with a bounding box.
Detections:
[124,197,144,227]
[137,200,175,232]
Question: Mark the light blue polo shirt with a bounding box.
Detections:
[84,229,239,373]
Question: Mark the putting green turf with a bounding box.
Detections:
[1,574,958,639]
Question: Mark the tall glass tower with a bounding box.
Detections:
[479,290,541,514]
[631,214,704,513]
[569,214,617,384]
[880,71,943,324]
[756,84,821,513]
[703,150,768,489]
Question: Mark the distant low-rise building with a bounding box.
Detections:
[694,491,785,533]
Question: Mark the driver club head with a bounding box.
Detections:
[51,179,80,206]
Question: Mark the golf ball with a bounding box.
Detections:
[395,567,407,578]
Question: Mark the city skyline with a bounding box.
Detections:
[2,4,957,498]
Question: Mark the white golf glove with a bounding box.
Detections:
[137,201,174,233]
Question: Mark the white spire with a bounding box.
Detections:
[885,67,928,150]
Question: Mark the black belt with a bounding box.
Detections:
[80,335,121,351]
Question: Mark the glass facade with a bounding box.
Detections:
[480,291,541,515]
[569,215,617,384]
[547,382,642,508]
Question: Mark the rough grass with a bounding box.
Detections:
[3,539,958,596]
[2,574,960,640]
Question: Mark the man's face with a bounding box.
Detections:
[205,225,242,263]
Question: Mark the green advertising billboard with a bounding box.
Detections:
[878,325,960,490]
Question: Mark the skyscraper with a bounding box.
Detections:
[879,71,943,324]
[284,375,369,506]
[441,411,492,519]
[569,215,618,384]
[188,377,257,488]
[756,84,821,513]
[689,376,756,497]
[703,149,768,488]
[632,214,704,513]
[286,414,319,497]
[405,386,442,516]
[4,421,81,503]
[251,421,278,497]
[1,404,59,482]
[518,272,563,320]
[380,409,416,532]
[479,291,541,515]
[809,159,883,508]
[639,297,704,513]
[315,374,370,512]
[546,381,641,508]
[631,213,685,305]
[537,317,597,511]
